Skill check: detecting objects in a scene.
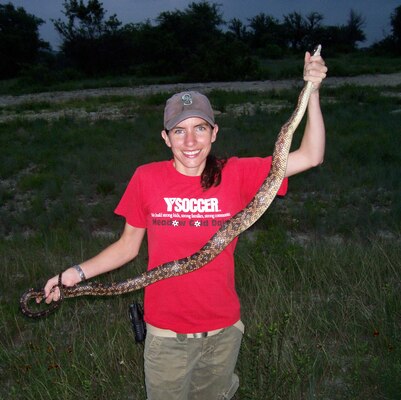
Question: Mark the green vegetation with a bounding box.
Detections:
[1,83,400,399]
[0,53,400,96]
[1,1,401,85]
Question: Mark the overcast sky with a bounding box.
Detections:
[5,0,400,50]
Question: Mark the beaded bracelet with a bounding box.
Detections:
[73,264,86,282]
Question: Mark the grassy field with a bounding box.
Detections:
[0,79,401,399]
[1,53,401,96]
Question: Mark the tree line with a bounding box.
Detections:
[1,0,400,82]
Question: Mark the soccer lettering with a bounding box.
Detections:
[164,197,219,213]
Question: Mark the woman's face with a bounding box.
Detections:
[162,117,218,176]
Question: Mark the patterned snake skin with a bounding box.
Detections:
[20,46,321,318]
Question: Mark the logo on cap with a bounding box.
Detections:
[181,93,193,106]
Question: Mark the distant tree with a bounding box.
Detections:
[149,1,256,80]
[54,0,121,41]
[124,20,180,75]
[185,1,224,32]
[303,12,325,50]
[316,9,366,54]
[227,18,248,41]
[53,0,133,74]
[0,3,49,79]
[282,11,325,52]
[156,1,224,53]
[187,37,258,81]
[306,12,324,31]
[370,5,401,55]
[343,9,366,49]
[390,5,401,51]
[248,13,279,44]
[283,12,308,51]
[316,25,343,54]
[247,13,285,57]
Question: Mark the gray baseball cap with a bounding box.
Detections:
[163,91,215,130]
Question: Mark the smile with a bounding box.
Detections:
[183,150,201,157]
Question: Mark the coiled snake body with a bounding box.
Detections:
[20,46,321,318]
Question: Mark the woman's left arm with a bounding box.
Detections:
[285,51,328,178]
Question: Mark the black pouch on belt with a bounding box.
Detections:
[128,302,147,343]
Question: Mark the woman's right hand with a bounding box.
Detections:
[40,224,146,304]
[41,267,82,304]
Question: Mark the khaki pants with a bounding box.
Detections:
[144,324,243,400]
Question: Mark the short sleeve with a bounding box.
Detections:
[237,156,288,204]
[114,168,147,228]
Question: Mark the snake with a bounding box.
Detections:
[20,45,322,319]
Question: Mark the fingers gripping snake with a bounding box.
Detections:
[20,45,322,318]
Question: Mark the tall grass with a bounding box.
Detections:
[1,85,400,399]
[235,237,401,399]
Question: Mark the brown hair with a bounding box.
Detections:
[201,154,227,190]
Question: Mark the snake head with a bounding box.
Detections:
[312,44,322,56]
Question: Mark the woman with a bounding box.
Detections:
[43,51,327,399]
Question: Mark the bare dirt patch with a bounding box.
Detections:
[1,72,400,108]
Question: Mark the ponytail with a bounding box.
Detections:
[201,154,227,190]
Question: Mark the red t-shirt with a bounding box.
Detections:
[115,157,287,333]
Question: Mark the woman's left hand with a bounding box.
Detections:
[303,50,328,91]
